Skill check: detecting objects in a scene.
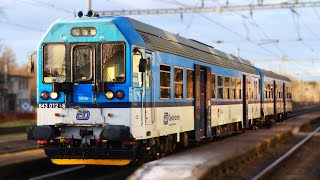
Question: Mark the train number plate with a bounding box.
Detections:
[38,103,62,108]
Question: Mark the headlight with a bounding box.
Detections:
[40,91,49,100]
[115,90,125,100]
[105,91,114,99]
[50,91,59,100]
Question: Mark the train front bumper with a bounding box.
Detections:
[44,146,135,165]
[51,159,131,166]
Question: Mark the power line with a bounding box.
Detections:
[213,38,320,44]
[205,0,286,57]
[290,8,318,57]
[312,7,320,19]
[252,58,320,63]
[17,0,73,14]
[96,1,320,16]
[165,0,279,57]
[0,22,45,32]
[247,16,287,57]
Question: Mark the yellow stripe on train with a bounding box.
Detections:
[51,159,131,166]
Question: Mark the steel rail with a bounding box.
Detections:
[252,125,320,180]
[28,165,86,180]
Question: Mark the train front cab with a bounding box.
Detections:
[26,17,153,165]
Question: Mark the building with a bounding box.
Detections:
[0,73,31,113]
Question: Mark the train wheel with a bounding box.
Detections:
[167,135,176,154]
[264,116,272,128]
[279,114,283,122]
[180,132,189,148]
[133,141,148,165]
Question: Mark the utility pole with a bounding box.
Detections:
[236,48,240,57]
[88,0,92,11]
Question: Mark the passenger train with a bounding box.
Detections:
[27,11,293,166]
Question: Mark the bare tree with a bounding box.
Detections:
[0,47,16,92]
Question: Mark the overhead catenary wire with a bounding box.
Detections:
[290,8,318,59]
[209,0,286,58]
[168,0,279,57]
[0,22,45,32]
[16,0,73,14]
[312,7,320,19]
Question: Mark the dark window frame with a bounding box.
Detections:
[174,66,184,99]
[218,75,223,99]
[160,64,171,99]
[211,73,216,99]
[72,44,94,82]
[101,42,126,84]
[42,43,67,84]
[186,69,194,99]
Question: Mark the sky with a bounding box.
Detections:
[0,0,319,81]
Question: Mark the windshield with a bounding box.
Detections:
[74,45,93,81]
[102,43,125,83]
[43,44,66,83]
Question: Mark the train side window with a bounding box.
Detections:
[132,53,142,87]
[267,84,271,99]
[146,54,152,88]
[256,80,259,99]
[236,78,241,100]
[247,79,251,100]
[278,88,281,99]
[187,69,194,99]
[160,64,171,99]
[174,67,183,99]
[211,74,216,99]
[264,82,268,99]
[253,80,256,100]
[231,77,236,100]
[254,80,258,100]
[102,43,125,83]
[224,76,230,99]
[218,75,223,99]
[43,44,66,83]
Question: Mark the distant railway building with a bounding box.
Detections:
[0,73,32,113]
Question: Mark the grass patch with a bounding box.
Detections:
[0,120,36,128]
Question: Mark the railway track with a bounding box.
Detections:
[252,123,320,180]
[28,164,137,180]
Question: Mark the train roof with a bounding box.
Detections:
[126,18,258,75]
[260,69,291,82]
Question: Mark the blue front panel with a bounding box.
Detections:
[73,84,93,103]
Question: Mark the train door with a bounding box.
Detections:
[72,44,96,104]
[144,52,154,126]
[132,49,154,128]
[283,83,286,114]
[242,75,248,128]
[273,81,277,115]
[194,64,212,141]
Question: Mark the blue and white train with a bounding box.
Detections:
[27,11,293,166]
